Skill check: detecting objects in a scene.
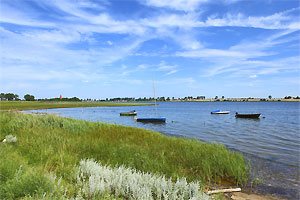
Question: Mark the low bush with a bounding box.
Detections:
[76,159,209,200]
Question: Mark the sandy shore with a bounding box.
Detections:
[222,192,283,200]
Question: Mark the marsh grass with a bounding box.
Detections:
[0,146,54,199]
[0,111,249,199]
[0,101,150,111]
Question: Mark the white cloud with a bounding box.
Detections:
[143,0,242,12]
[144,0,208,11]
[0,25,146,90]
[0,65,104,82]
[0,0,298,60]
[118,61,178,77]
[176,48,245,58]
[202,55,300,78]
[178,29,299,59]
[107,40,113,45]
[137,64,148,70]
[157,61,178,75]
[0,0,299,98]
[23,29,82,44]
[142,13,200,28]
[0,3,55,27]
[176,30,300,78]
[204,11,300,30]
[2,1,297,39]
[141,8,300,30]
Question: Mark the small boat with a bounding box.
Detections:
[134,81,166,124]
[120,110,137,116]
[134,117,166,123]
[235,112,260,118]
[211,110,230,114]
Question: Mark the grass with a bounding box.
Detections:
[0,101,150,111]
[0,111,249,199]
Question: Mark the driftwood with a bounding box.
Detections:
[207,188,241,195]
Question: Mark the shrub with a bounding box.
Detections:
[76,159,209,200]
[3,134,17,143]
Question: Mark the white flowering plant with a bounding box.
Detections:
[75,159,210,200]
[3,134,17,143]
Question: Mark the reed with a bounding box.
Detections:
[0,111,249,199]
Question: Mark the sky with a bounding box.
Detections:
[0,0,299,99]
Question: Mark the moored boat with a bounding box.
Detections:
[134,117,166,123]
[211,110,230,114]
[120,110,137,116]
[134,81,166,124]
[235,112,260,118]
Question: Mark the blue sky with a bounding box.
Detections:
[0,0,299,99]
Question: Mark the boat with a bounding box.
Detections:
[235,112,260,118]
[211,110,230,114]
[134,117,166,123]
[120,110,137,116]
[135,81,166,124]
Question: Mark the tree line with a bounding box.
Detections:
[0,93,203,102]
[1,92,299,102]
[0,93,20,101]
[0,93,81,102]
[0,93,37,101]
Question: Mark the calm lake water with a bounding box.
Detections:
[28,102,300,199]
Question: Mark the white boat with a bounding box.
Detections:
[120,110,137,116]
[211,110,230,114]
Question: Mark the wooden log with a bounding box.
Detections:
[207,188,241,195]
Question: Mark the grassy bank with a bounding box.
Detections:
[0,111,249,199]
[0,101,149,111]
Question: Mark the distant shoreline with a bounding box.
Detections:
[165,98,300,102]
[0,101,152,111]
[1,99,299,111]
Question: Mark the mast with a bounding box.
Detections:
[153,80,158,115]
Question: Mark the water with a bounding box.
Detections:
[27,102,300,199]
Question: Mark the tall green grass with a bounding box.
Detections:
[0,111,249,199]
[0,101,149,111]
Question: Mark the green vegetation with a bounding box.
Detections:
[0,93,20,101]
[0,101,149,111]
[0,111,249,199]
[23,94,35,101]
[76,159,209,199]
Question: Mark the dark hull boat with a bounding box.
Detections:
[136,81,167,124]
[235,112,260,118]
[120,110,137,116]
[135,117,166,123]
